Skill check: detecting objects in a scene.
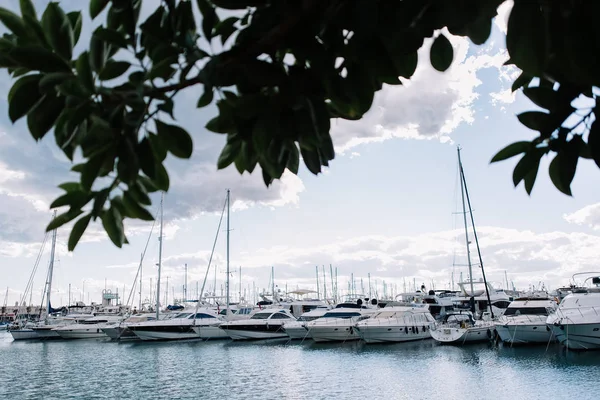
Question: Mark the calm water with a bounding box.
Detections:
[1,331,599,400]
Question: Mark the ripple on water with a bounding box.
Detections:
[1,332,599,400]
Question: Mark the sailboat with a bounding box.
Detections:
[430,147,498,344]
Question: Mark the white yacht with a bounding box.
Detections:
[32,313,95,339]
[128,310,223,341]
[219,309,296,340]
[547,275,600,350]
[8,321,38,341]
[307,303,378,342]
[283,307,330,340]
[354,305,436,343]
[101,314,158,340]
[494,295,558,345]
[53,315,123,339]
[430,311,495,344]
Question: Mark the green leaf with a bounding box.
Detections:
[511,71,533,92]
[81,153,107,191]
[39,72,73,91]
[300,147,322,175]
[217,141,241,169]
[8,74,42,123]
[122,191,154,221]
[66,11,82,46]
[138,137,157,179]
[102,206,125,247]
[512,150,543,187]
[523,155,541,195]
[215,17,238,44]
[7,45,71,72]
[68,214,91,251]
[129,181,152,205]
[147,56,177,81]
[197,0,218,39]
[430,33,453,72]
[89,31,107,72]
[90,0,109,20]
[19,0,36,19]
[506,1,547,75]
[155,120,194,159]
[517,111,550,132]
[197,86,214,108]
[92,188,110,218]
[98,61,130,81]
[548,137,581,196]
[152,161,170,191]
[27,94,65,140]
[588,119,600,169]
[41,2,74,60]
[93,27,129,49]
[523,87,562,111]
[76,51,94,92]
[116,138,139,184]
[58,182,82,192]
[49,191,90,209]
[0,7,28,37]
[491,141,532,163]
[23,15,50,48]
[138,175,160,193]
[286,144,299,175]
[46,209,84,232]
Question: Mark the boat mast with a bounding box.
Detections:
[226,189,231,317]
[457,147,475,297]
[139,253,143,311]
[458,147,495,318]
[156,192,164,319]
[271,266,276,304]
[184,263,188,302]
[45,211,58,319]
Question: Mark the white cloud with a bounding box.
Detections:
[564,203,600,231]
[332,33,509,153]
[494,0,514,35]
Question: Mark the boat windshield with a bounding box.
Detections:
[322,312,361,319]
[374,311,406,319]
[250,313,273,320]
[503,307,549,316]
[172,313,192,319]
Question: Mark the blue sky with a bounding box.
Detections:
[1,1,600,308]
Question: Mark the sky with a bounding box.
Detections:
[2,1,600,309]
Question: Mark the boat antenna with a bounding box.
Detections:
[458,146,494,319]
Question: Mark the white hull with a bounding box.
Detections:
[495,323,555,344]
[192,326,229,339]
[308,325,361,342]
[431,324,493,344]
[132,330,200,341]
[10,329,38,340]
[549,322,600,350]
[54,327,109,339]
[355,325,432,343]
[222,328,288,341]
[32,327,61,339]
[284,325,311,340]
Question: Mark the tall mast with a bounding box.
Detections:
[184,263,188,302]
[46,210,58,319]
[322,266,327,301]
[139,253,143,310]
[271,266,275,303]
[156,192,164,319]
[457,147,475,297]
[316,266,320,299]
[459,148,494,318]
[226,189,231,316]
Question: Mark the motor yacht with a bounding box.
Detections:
[547,275,600,350]
[306,301,378,342]
[128,309,223,341]
[219,308,296,340]
[52,315,123,339]
[101,314,157,340]
[494,294,558,345]
[354,305,436,343]
[283,307,330,340]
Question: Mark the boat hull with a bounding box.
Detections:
[132,329,200,341]
[308,325,361,342]
[54,327,109,339]
[101,326,138,340]
[549,322,600,350]
[220,323,288,340]
[431,324,493,344]
[355,325,432,343]
[192,326,229,340]
[32,327,61,339]
[10,329,38,340]
[495,323,555,345]
[283,325,311,340]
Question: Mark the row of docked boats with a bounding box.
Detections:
[8,275,600,351]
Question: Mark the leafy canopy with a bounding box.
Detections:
[0,0,598,250]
